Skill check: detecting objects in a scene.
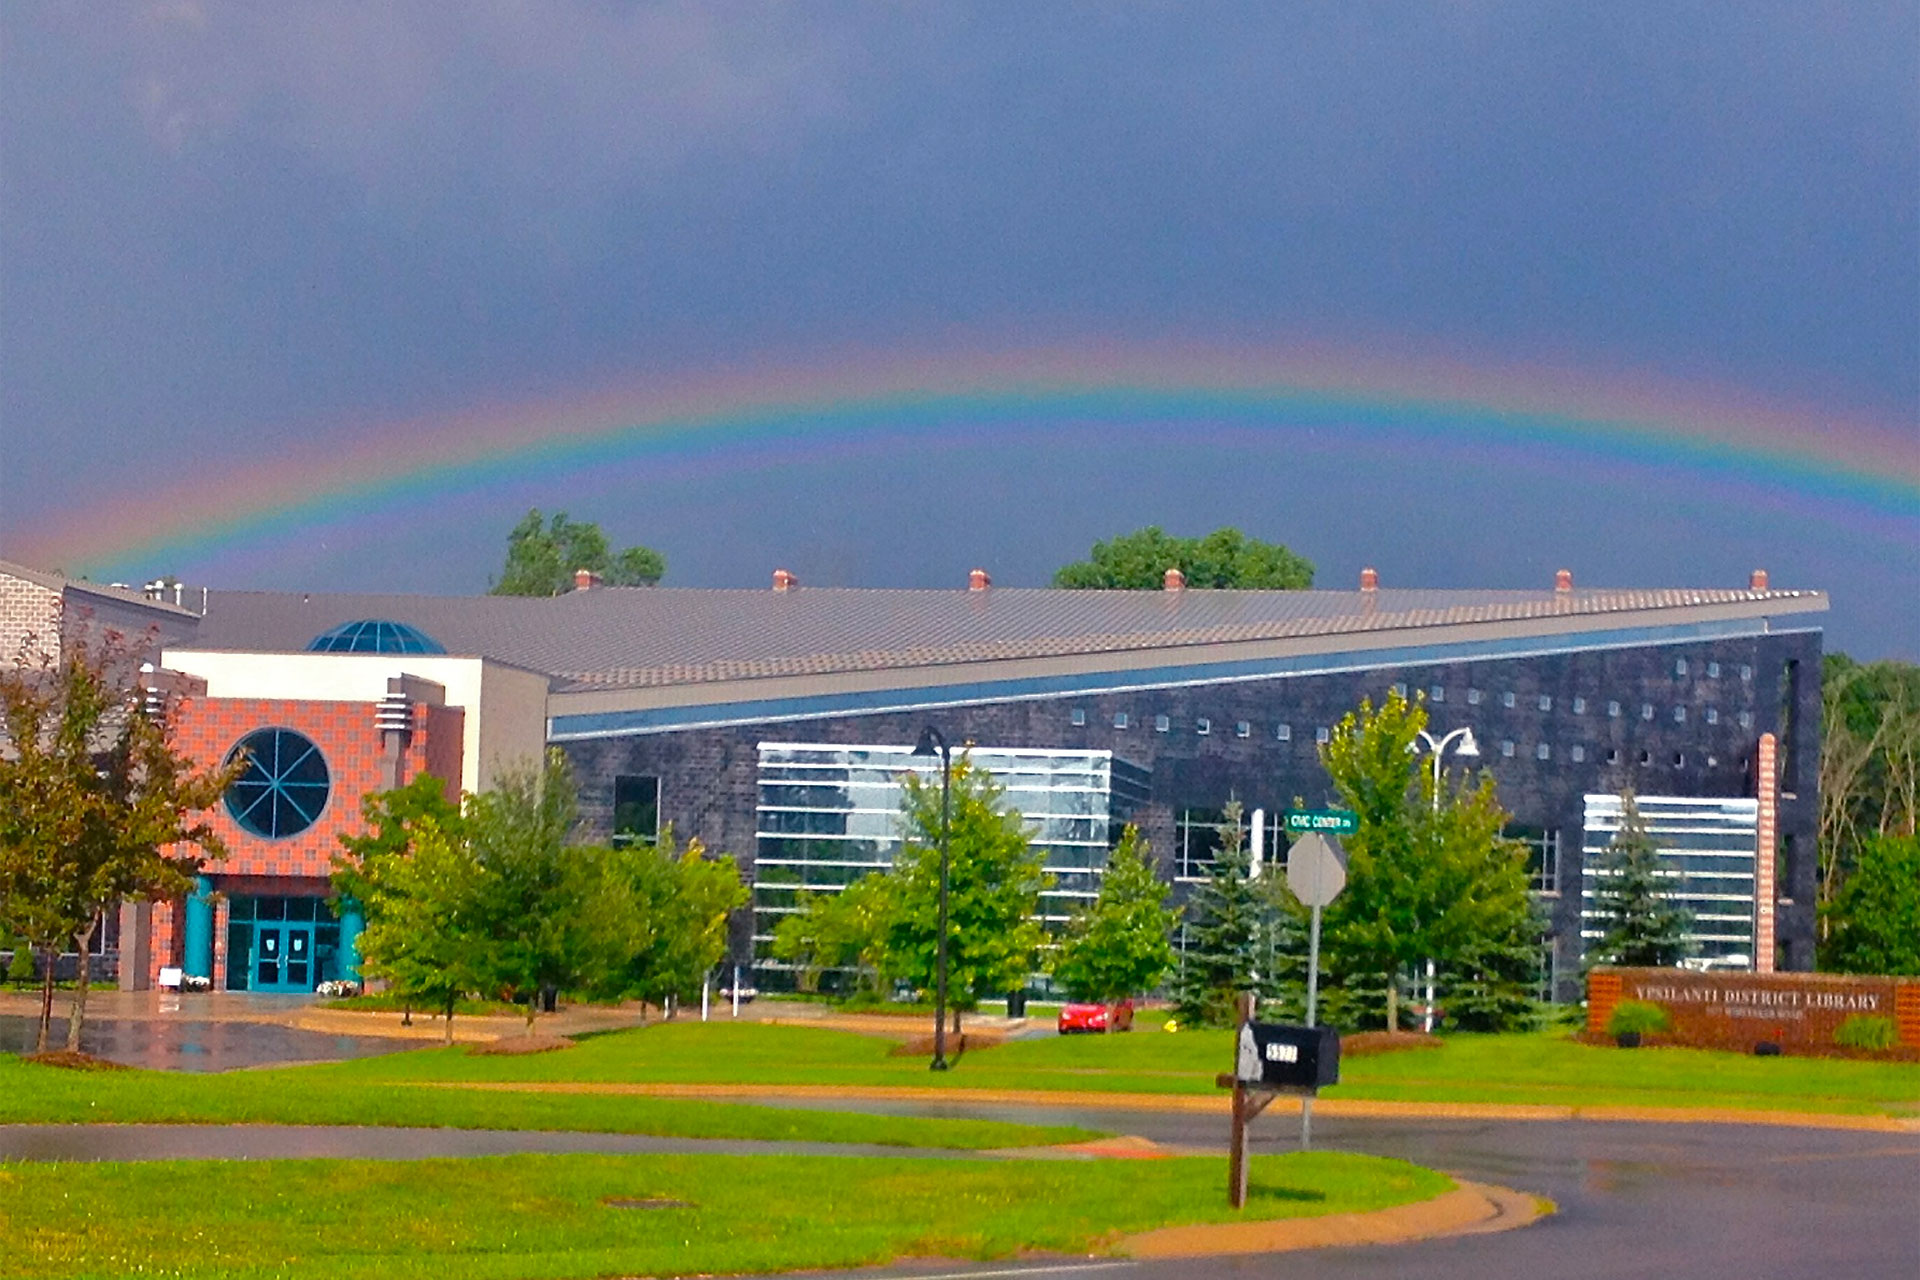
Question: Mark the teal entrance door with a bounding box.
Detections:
[252,923,315,993]
[223,895,341,993]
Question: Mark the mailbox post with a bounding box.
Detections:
[1216,993,1342,1208]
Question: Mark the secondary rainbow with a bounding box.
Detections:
[19,342,1918,579]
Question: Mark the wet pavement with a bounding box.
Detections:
[5,1103,1913,1276]
[805,1103,1920,1280]
[0,1123,981,1163]
[0,1014,413,1071]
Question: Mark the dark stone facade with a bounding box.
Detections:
[562,629,1821,996]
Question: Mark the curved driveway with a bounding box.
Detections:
[804,1101,1920,1280]
[4,1101,1915,1278]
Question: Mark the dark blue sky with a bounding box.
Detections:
[3,3,1915,654]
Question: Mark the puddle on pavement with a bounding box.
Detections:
[0,1015,412,1071]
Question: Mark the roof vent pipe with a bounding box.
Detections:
[1750,569,1769,591]
[968,568,991,592]
[573,568,603,592]
[1163,567,1186,592]
[1359,567,1379,592]
[772,568,798,592]
[1555,569,1574,593]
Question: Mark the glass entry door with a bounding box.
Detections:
[223,895,341,993]
[251,923,315,993]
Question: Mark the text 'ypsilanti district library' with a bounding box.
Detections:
[2,558,1824,1002]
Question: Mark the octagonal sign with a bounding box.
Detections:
[1287,832,1348,908]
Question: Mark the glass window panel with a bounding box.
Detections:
[224,923,251,990]
[613,775,661,845]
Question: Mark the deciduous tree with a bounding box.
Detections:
[771,874,898,996]
[1819,654,1920,950]
[333,773,466,921]
[1050,826,1178,1007]
[491,508,666,596]
[1822,834,1920,975]
[889,757,1051,1028]
[602,826,748,1010]
[464,751,610,1032]
[351,818,492,1043]
[0,619,237,1051]
[1053,526,1313,590]
[1318,690,1539,1030]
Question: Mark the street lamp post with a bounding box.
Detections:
[911,726,954,1071]
[1411,725,1480,1033]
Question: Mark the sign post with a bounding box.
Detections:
[1285,823,1350,1151]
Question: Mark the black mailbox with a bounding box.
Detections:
[1236,1022,1340,1090]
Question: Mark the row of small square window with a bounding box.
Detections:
[1388,682,1753,727]
[1494,743,1728,770]
[1069,705,1752,738]
[1069,707,1334,742]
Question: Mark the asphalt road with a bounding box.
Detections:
[803,1103,1920,1280]
[2,1089,1913,1277]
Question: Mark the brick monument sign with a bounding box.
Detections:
[1589,966,1920,1054]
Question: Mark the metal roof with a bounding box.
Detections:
[185,583,1826,692]
[0,558,203,619]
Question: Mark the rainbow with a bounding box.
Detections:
[16,341,1918,580]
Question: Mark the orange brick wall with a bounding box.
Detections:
[170,695,458,882]
[156,693,463,986]
[1897,983,1920,1049]
[1586,970,1625,1035]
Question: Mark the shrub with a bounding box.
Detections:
[1606,999,1671,1037]
[5,938,36,984]
[1833,1015,1898,1051]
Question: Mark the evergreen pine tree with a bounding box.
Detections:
[1051,825,1178,1004]
[1591,790,1691,967]
[1170,800,1289,1025]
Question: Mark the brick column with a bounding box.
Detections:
[1586,969,1624,1035]
[1755,733,1778,974]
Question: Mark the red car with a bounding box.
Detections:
[1057,999,1135,1034]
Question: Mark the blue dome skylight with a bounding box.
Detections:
[305,619,446,654]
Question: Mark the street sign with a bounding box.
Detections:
[1284,808,1358,836]
[1286,832,1348,908]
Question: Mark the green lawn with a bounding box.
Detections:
[0,1150,1451,1280]
[316,1021,1920,1117]
[0,1056,1090,1149]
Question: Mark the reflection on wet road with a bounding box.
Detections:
[0,1014,410,1071]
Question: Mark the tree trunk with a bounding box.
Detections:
[402,1001,412,1027]
[35,945,56,1053]
[1385,971,1400,1031]
[442,994,456,1045]
[65,919,96,1052]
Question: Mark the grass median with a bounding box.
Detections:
[315,1021,1920,1118]
[0,1056,1092,1149]
[0,1149,1452,1280]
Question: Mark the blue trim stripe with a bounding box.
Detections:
[548,619,1814,741]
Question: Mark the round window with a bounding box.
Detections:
[224,728,331,839]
